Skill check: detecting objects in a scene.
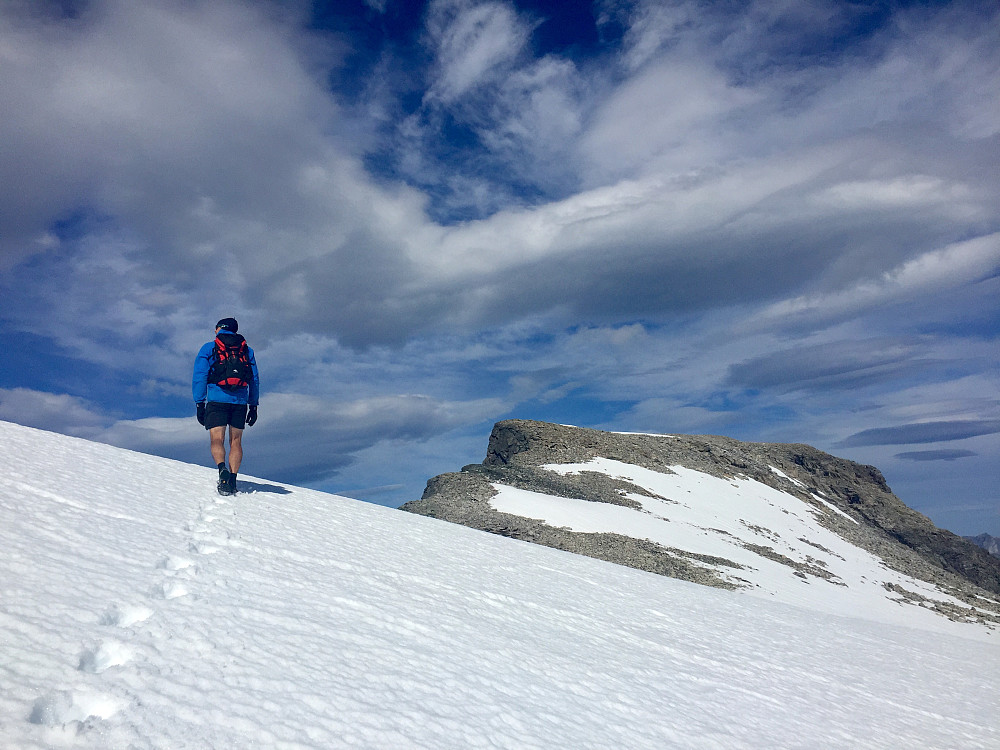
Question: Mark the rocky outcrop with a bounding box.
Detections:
[402,420,1000,625]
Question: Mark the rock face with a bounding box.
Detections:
[402,420,1000,628]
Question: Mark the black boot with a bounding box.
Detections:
[228,471,238,495]
[217,464,232,496]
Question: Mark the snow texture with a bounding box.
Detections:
[1,421,998,748]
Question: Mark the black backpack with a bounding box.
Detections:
[208,332,253,389]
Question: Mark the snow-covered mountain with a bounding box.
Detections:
[404,420,1000,635]
[2,419,999,749]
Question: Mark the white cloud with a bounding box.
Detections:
[618,1,698,71]
[0,388,108,437]
[817,175,975,211]
[578,57,759,185]
[753,232,1000,326]
[0,0,341,262]
[424,0,534,104]
[480,56,586,194]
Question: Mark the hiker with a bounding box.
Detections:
[192,317,260,495]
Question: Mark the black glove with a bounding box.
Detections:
[246,405,258,427]
[196,402,206,425]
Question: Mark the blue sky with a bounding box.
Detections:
[1,0,998,535]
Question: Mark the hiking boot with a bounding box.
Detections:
[217,467,232,496]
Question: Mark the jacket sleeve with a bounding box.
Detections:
[248,348,260,406]
[192,343,212,403]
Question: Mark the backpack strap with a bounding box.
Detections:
[215,332,246,350]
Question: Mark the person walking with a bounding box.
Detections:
[192,317,260,495]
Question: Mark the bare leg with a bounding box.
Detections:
[228,428,244,475]
[209,426,227,466]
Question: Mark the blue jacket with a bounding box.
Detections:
[192,339,260,406]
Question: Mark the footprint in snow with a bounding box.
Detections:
[186,510,217,531]
[157,554,196,573]
[28,689,122,727]
[188,541,221,555]
[151,581,188,600]
[78,641,133,673]
[100,603,154,628]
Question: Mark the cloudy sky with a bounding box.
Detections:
[1,0,998,534]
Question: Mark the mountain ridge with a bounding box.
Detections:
[403,419,1000,629]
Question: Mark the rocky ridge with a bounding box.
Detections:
[402,419,1000,627]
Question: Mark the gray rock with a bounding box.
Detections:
[402,420,1000,625]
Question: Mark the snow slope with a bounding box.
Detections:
[490,457,1000,635]
[1,420,998,749]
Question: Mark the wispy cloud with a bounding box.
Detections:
[894,450,977,462]
[726,339,934,393]
[0,388,108,436]
[424,0,536,104]
[753,233,1000,328]
[840,420,1000,448]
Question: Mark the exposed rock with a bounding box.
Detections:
[402,420,1000,627]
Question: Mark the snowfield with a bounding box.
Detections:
[1,420,998,749]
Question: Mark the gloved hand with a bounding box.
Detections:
[246,405,258,427]
[196,402,206,425]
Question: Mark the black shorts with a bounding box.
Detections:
[204,402,248,430]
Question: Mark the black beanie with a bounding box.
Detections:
[216,317,238,333]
